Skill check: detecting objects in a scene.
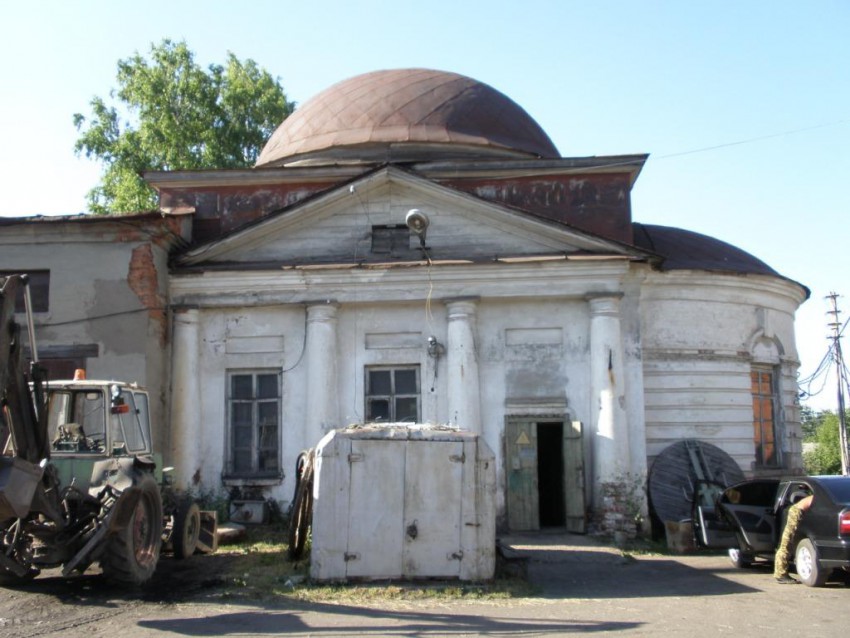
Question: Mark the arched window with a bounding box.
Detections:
[750,336,783,468]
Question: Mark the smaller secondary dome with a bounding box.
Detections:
[633,224,779,276]
[256,68,559,167]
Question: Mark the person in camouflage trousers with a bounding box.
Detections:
[774,494,813,584]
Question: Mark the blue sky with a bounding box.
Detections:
[2,1,848,410]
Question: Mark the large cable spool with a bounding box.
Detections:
[648,439,744,525]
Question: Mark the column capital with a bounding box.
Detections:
[173,306,199,328]
[444,297,479,319]
[306,301,339,323]
[586,293,623,317]
[173,305,200,316]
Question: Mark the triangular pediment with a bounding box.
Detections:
[178,167,645,267]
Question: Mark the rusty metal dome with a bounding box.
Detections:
[256,68,559,167]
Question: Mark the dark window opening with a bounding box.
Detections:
[227,370,281,477]
[371,225,410,255]
[0,271,50,313]
[366,366,420,422]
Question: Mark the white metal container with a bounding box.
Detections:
[310,424,496,582]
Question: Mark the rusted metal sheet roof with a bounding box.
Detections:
[633,222,795,280]
[257,69,559,167]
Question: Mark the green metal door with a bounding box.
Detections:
[506,419,539,531]
[564,421,586,533]
[506,418,586,533]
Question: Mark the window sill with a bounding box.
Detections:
[221,475,283,488]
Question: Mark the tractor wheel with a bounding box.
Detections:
[172,501,201,559]
[101,473,163,586]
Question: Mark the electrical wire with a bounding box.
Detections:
[34,306,155,328]
[280,307,308,374]
[654,119,850,161]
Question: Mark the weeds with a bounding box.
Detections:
[213,525,535,603]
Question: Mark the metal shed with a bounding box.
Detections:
[310,424,496,582]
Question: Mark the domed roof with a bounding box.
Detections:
[633,223,780,276]
[256,69,559,167]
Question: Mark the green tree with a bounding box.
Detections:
[800,405,823,440]
[74,40,294,215]
[803,411,846,475]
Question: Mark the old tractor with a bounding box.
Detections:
[0,274,215,585]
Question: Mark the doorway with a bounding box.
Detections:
[505,418,585,533]
[537,422,566,527]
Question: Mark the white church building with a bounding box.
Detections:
[2,69,806,533]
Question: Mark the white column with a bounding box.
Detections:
[445,298,482,433]
[170,307,201,489]
[588,294,630,504]
[305,302,339,446]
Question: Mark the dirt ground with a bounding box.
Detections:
[1,533,847,637]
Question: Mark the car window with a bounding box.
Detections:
[723,481,778,506]
[820,478,850,504]
[780,482,813,506]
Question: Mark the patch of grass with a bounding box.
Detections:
[616,536,672,557]
[213,525,536,603]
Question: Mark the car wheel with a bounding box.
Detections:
[795,538,828,587]
[728,548,754,569]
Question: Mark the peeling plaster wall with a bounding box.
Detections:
[640,271,806,474]
[190,305,306,490]
[0,222,174,455]
[186,291,605,516]
[173,261,805,520]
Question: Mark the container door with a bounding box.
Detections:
[506,419,539,531]
[402,441,464,578]
[345,439,405,579]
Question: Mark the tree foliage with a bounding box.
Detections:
[803,410,846,475]
[74,40,294,215]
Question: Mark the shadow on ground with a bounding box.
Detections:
[500,532,760,598]
[137,604,641,636]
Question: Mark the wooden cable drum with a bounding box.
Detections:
[648,439,745,524]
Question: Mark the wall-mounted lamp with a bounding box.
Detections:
[427,335,445,392]
[406,209,430,250]
[427,335,445,358]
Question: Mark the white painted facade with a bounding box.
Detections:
[166,167,806,527]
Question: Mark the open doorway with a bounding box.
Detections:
[537,422,566,527]
[505,418,585,532]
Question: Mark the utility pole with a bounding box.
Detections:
[826,293,849,475]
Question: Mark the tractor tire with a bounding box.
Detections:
[172,501,201,559]
[101,473,163,586]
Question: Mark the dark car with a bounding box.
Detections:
[694,475,850,586]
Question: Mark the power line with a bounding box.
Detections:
[655,119,850,161]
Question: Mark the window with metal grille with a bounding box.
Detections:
[752,367,780,467]
[366,366,420,422]
[0,270,50,312]
[371,225,410,255]
[227,370,281,477]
